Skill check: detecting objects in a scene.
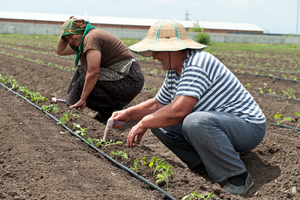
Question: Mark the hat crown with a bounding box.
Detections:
[129,20,206,57]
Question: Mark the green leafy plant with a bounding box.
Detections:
[151,87,158,92]
[182,191,215,200]
[155,165,174,188]
[73,123,87,136]
[244,83,251,89]
[274,113,292,124]
[132,157,147,170]
[296,113,300,128]
[41,104,59,113]
[282,87,296,99]
[104,139,122,148]
[93,139,122,148]
[268,88,275,95]
[150,68,158,75]
[58,110,78,125]
[194,33,211,45]
[111,150,128,159]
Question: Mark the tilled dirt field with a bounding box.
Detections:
[0,42,300,200]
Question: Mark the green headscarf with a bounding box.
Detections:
[61,19,95,67]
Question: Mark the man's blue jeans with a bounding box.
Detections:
[151,111,266,183]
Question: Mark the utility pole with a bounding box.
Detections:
[297,0,299,35]
[185,10,190,20]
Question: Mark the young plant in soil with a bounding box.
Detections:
[274,113,292,125]
[155,165,174,188]
[41,104,59,113]
[87,138,122,148]
[132,157,147,170]
[295,113,300,128]
[282,87,296,99]
[150,68,158,75]
[182,191,215,200]
[73,123,87,136]
[244,83,251,89]
[58,110,78,125]
[111,150,128,159]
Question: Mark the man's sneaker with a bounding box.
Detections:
[222,171,254,197]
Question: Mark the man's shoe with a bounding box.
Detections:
[222,172,254,197]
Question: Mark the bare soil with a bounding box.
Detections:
[0,44,299,200]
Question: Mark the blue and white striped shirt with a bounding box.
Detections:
[155,50,266,124]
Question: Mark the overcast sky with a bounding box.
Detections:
[2,0,300,34]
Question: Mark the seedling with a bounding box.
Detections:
[274,113,292,125]
[268,88,275,95]
[151,87,158,92]
[93,139,122,148]
[244,83,251,89]
[182,191,215,200]
[58,110,78,125]
[86,138,94,145]
[132,158,140,170]
[104,139,122,148]
[296,113,300,128]
[73,123,87,136]
[155,166,174,188]
[41,104,59,113]
[150,68,158,75]
[282,87,296,99]
[111,150,128,159]
[258,87,264,93]
[131,157,147,170]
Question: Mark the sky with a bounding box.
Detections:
[2,0,300,35]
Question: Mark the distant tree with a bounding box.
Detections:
[189,20,211,45]
[189,20,204,32]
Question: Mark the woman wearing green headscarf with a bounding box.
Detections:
[56,16,144,123]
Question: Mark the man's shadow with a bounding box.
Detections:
[240,151,281,198]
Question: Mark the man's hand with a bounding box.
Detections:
[70,99,86,111]
[126,123,147,147]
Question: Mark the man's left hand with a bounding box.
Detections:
[126,124,147,147]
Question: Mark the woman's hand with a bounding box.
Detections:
[69,99,86,111]
[126,123,147,147]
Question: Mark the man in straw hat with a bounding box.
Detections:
[112,20,266,197]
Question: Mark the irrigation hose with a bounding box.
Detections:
[0,82,176,200]
[234,72,300,84]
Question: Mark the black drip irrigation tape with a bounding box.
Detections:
[234,72,300,84]
[267,121,300,131]
[0,82,176,200]
[249,91,300,103]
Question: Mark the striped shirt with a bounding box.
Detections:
[155,50,266,124]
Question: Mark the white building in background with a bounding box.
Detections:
[0,11,263,34]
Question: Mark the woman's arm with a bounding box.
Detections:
[56,37,77,55]
[69,49,100,111]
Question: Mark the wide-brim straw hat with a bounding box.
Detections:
[129,20,206,57]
